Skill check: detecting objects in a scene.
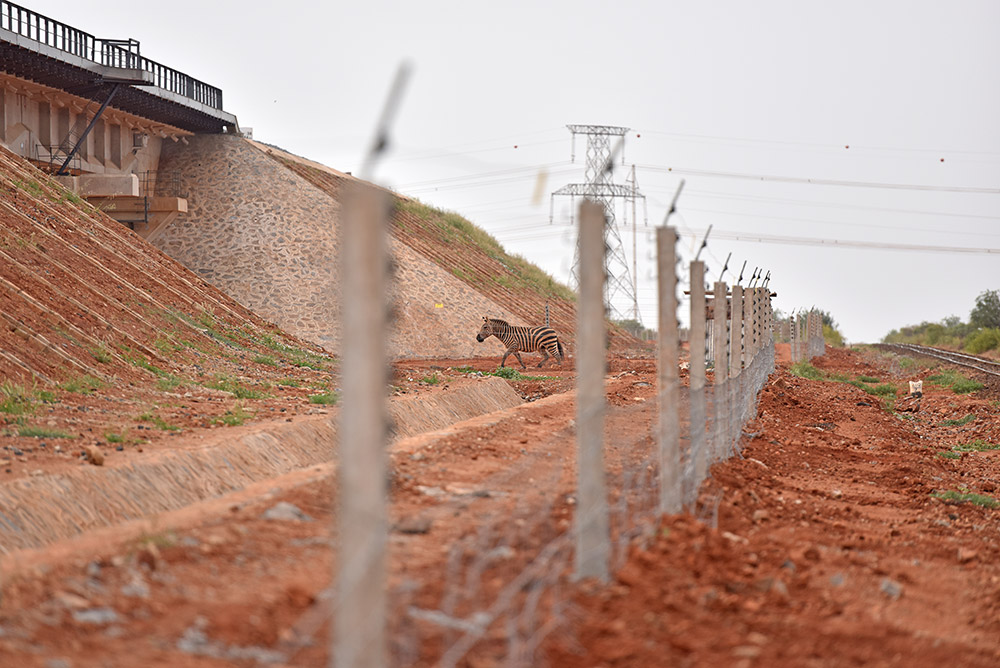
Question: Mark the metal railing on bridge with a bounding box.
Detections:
[1,1,224,109]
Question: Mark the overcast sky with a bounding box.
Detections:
[30,0,1000,343]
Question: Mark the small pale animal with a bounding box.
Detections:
[908,380,923,397]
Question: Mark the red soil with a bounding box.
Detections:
[1,346,998,667]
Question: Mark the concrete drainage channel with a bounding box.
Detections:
[0,377,522,555]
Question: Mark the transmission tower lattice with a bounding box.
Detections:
[549,124,646,321]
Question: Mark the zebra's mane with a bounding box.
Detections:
[487,318,509,326]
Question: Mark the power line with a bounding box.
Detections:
[636,128,1000,158]
[677,227,1000,255]
[643,186,1000,222]
[398,162,572,189]
[641,200,1000,240]
[383,128,566,164]
[638,165,1000,194]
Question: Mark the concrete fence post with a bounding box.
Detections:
[793,315,801,363]
[656,226,681,514]
[574,200,610,581]
[728,285,743,451]
[712,281,728,462]
[335,183,389,668]
[689,261,707,499]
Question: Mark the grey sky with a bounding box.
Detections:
[31,0,1000,343]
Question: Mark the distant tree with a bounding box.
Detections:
[970,290,1000,329]
[613,318,655,340]
[813,309,845,346]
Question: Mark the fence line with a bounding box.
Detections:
[320,198,820,666]
[788,309,826,363]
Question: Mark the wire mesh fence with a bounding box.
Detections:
[325,197,789,666]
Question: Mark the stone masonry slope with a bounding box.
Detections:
[153,135,518,359]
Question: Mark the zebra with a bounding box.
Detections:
[475,317,564,369]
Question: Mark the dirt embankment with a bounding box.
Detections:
[1,346,998,666]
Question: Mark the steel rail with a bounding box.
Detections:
[876,342,1000,378]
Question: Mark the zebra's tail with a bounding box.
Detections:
[556,339,565,361]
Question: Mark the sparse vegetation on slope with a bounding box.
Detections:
[0,145,343,475]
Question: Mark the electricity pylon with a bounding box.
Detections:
[550,124,646,321]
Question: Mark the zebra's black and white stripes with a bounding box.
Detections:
[475,317,564,369]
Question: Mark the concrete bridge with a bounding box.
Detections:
[0,0,237,232]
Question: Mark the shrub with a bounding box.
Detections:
[822,323,845,347]
[965,328,1000,355]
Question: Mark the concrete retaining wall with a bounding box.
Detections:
[0,377,521,554]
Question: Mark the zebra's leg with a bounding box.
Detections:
[513,350,527,369]
[500,350,511,368]
[537,349,550,368]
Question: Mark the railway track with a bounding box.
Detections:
[875,342,1000,378]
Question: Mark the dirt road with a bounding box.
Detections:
[1,346,998,667]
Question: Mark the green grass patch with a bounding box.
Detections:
[937,451,961,460]
[12,178,45,198]
[58,375,104,394]
[932,490,999,509]
[156,375,184,392]
[153,336,185,354]
[953,439,999,453]
[89,344,112,364]
[857,375,880,383]
[214,403,253,426]
[489,366,558,381]
[420,373,441,385]
[453,366,477,374]
[17,425,74,438]
[35,389,57,403]
[122,350,168,377]
[203,375,267,399]
[869,383,897,397]
[952,378,985,394]
[928,369,984,395]
[105,432,126,444]
[308,391,339,405]
[276,378,301,387]
[789,362,824,380]
[938,414,975,427]
[0,381,35,415]
[395,199,576,301]
[138,412,181,432]
[253,355,279,367]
